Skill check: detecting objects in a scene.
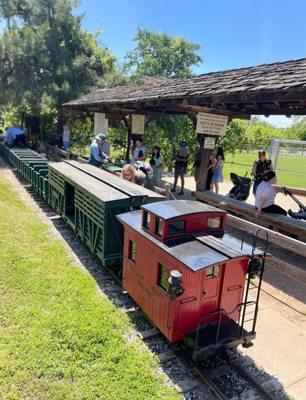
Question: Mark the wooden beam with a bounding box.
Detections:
[192,190,306,240]
[226,214,306,258]
[177,100,251,120]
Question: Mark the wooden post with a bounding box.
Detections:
[123,116,131,161]
[195,115,232,191]
[197,136,214,191]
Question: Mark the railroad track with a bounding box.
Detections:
[22,176,286,400]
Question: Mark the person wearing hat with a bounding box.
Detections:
[252,150,273,195]
[171,141,190,195]
[89,134,111,168]
[255,170,287,218]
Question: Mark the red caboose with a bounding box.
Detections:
[117,200,266,359]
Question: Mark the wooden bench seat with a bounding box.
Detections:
[193,190,306,241]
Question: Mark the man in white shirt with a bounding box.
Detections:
[255,171,287,218]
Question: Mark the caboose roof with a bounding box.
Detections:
[141,200,224,220]
[117,210,258,272]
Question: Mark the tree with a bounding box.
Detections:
[219,119,249,154]
[0,0,116,126]
[123,27,202,166]
[125,27,202,80]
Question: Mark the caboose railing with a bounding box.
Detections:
[194,301,255,352]
[195,229,268,352]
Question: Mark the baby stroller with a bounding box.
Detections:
[228,172,252,201]
[282,188,306,220]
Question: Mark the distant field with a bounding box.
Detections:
[223,152,306,189]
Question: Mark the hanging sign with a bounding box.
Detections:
[204,137,216,149]
[132,115,145,135]
[94,113,108,135]
[196,112,228,136]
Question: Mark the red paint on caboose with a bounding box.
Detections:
[117,200,259,344]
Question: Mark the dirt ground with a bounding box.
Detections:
[1,160,305,399]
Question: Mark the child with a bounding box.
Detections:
[150,146,164,187]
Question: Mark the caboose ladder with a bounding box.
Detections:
[239,229,268,339]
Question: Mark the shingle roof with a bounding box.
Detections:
[63,58,306,110]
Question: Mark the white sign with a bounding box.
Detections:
[204,137,216,149]
[132,115,145,135]
[196,112,228,136]
[94,113,108,135]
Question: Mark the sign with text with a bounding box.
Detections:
[132,115,145,135]
[196,113,228,136]
[94,113,108,135]
[204,137,216,149]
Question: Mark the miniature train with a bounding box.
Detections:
[0,144,267,360]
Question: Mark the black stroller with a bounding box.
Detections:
[228,172,252,201]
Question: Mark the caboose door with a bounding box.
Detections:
[200,264,223,323]
[219,259,246,321]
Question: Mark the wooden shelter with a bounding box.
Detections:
[63,57,306,189]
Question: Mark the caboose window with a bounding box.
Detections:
[158,263,169,291]
[155,218,164,236]
[168,220,186,236]
[128,240,136,262]
[207,217,222,230]
[143,211,150,229]
[206,265,220,278]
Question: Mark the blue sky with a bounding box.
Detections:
[76,0,306,127]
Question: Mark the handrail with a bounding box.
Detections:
[195,302,247,351]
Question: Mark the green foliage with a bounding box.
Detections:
[219,119,249,154]
[0,0,116,115]
[220,118,306,156]
[0,176,181,400]
[286,117,306,140]
[125,27,202,80]
[124,27,202,165]
[144,115,197,171]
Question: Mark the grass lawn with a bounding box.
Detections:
[223,152,306,189]
[0,177,180,400]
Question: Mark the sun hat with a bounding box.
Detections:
[96,133,108,142]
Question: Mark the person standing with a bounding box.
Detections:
[89,134,111,167]
[171,141,189,196]
[206,153,216,191]
[131,138,147,162]
[62,125,71,151]
[211,147,225,194]
[252,150,273,195]
[255,171,287,218]
[150,146,164,187]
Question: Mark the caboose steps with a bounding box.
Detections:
[186,319,256,361]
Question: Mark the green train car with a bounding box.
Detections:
[0,144,165,270]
